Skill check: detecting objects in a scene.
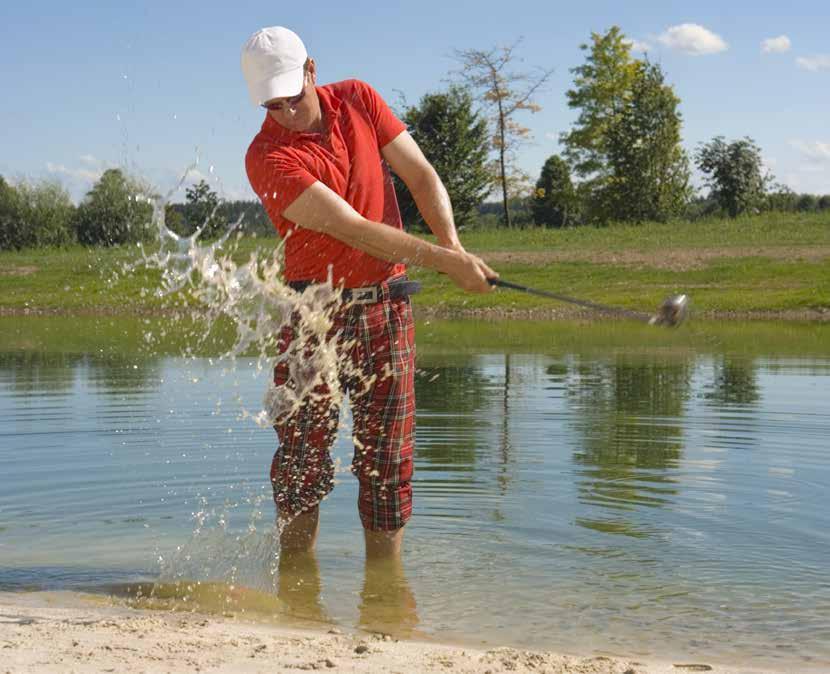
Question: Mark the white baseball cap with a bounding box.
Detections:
[241,26,308,107]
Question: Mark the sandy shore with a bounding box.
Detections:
[0,592,786,674]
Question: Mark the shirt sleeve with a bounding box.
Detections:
[245,143,317,225]
[354,80,407,148]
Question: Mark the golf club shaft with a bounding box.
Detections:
[489,278,651,322]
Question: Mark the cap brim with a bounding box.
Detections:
[250,66,304,107]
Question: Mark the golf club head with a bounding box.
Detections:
[649,294,689,327]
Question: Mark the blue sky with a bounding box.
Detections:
[2,1,828,203]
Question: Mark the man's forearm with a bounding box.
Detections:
[327,214,459,274]
[279,179,488,290]
[407,167,462,250]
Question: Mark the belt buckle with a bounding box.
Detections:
[351,286,378,304]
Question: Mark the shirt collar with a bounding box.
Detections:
[261,84,342,142]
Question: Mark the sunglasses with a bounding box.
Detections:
[261,73,309,112]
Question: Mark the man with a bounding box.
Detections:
[242,26,496,562]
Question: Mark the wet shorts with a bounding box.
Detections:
[269,284,415,531]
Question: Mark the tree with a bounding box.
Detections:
[796,193,819,212]
[394,86,490,232]
[600,61,691,222]
[561,27,640,182]
[184,179,223,238]
[16,180,76,247]
[695,137,769,218]
[0,177,75,250]
[453,41,554,227]
[0,176,23,250]
[819,195,830,211]
[532,155,577,227]
[73,169,153,245]
[766,184,798,212]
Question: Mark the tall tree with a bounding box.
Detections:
[453,41,554,227]
[73,169,153,246]
[394,86,490,232]
[695,137,769,217]
[561,27,639,182]
[532,155,577,227]
[601,61,691,222]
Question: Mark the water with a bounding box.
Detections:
[1,317,829,671]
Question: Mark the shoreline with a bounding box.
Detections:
[0,591,793,674]
[2,305,829,322]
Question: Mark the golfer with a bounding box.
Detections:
[242,26,496,561]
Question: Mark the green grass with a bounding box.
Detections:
[451,210,830,252]
[3,314,830,358]
[1,210,828,317]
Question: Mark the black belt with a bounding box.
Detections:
[288,276,422,305]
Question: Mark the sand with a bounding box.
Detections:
[0,591,787,674]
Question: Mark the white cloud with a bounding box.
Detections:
[658,23,728,55]
[761,35,791,54]
[796,54,830,72]
[46,162,104,183]
[79,154,100,165]
[624,38,652,54]
[790,140,830,162]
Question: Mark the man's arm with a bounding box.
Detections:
[381,131,463,251]
[281,181,495,293]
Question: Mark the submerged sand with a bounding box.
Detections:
[0,591,788,674]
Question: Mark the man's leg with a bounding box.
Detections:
[271,323,339,554]
[364,527,404,559]
[279,506,320,552]
[349,297,416,559]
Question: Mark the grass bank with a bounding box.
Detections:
[1,211,828,319]
[3,314,830,358]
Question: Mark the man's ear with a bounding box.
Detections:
[307,58,317,83]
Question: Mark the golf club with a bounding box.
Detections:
[488,278,689,327]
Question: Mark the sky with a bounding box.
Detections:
[2,1,829,204]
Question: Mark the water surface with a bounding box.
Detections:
[1,317,829,670]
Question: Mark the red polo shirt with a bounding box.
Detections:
[245,79,407,287]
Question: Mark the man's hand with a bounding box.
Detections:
[443,249,498,294]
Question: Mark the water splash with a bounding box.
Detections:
[129,165,356,429]
[110,164,377,612]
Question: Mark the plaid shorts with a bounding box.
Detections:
[269,290,415,531]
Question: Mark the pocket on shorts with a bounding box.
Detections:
[386,298,415,380]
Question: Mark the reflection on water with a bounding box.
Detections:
[2,320,830,670]
[358,557,419,638]
[0,351,163,395]
[567,356,690,537]
[277,550,327,623]
[704,356,760,407]
[107,549,420,639]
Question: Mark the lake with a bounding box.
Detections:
[1,316,828,671]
